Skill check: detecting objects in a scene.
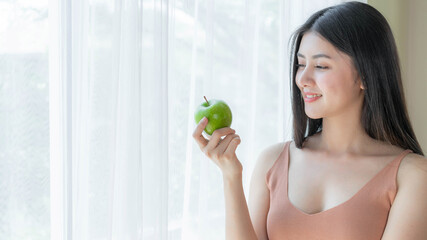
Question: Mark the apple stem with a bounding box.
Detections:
[204,96,209,106]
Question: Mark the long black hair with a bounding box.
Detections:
[289,1,424,156]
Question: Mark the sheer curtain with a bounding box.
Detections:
[44,0,367,240]
[0,1,49,240]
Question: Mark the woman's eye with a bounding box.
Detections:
[296,64,328,70]
[316,66,328,69]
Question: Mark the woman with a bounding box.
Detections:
[193,1,426,239]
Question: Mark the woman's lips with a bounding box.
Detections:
[304,95,322,103]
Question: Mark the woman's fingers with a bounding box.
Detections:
[215,133,239,154]
[224,135,241,159]
[192,117,239,167]
[192,117,209,150]
[204,127,235,153]
[192,118,242,177]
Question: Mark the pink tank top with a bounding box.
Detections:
[266,140,413,240]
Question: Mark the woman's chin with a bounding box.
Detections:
[305,111,323,119]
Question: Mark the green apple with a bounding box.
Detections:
[194,96,233,135]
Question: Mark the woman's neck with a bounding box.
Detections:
[317,111,370,155]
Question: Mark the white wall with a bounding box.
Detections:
[369,0,427,153]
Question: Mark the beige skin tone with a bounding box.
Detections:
[193,31,427,240]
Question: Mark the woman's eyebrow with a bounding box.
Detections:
[297,53,332,59]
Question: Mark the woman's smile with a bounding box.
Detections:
[304,95,322,103]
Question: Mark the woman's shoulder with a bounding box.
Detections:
[377,143,427,191]
[255,141,290,175]
[399,151,427,181]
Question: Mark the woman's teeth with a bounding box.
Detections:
[307,94,322,98]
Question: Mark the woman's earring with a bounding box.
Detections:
[361,76,366,90]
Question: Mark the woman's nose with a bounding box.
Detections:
[296,68,313,88]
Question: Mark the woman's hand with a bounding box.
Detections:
[193,117,243,179]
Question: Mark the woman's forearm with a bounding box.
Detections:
[223,174,258,240]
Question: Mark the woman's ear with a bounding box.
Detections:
[355,71,366,90]
[360,75,366,90]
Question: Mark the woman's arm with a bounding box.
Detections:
[193,117,257,240]
[248,142,286,240]
[222,142,284,240]
[223,175,258,240]
[381,153,427,240]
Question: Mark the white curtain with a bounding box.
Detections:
[50,0,169,239]
[1,0,365,239]
[0,1,50,240]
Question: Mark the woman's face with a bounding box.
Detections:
[295,31,364,119]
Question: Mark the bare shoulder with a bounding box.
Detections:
[254,141,288,174]
[250,141,288,185]
[399,152,427,174]
[382,152,427,239]
[398,152,427,186]
[401,152,427,169]
[248,141,288,240]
